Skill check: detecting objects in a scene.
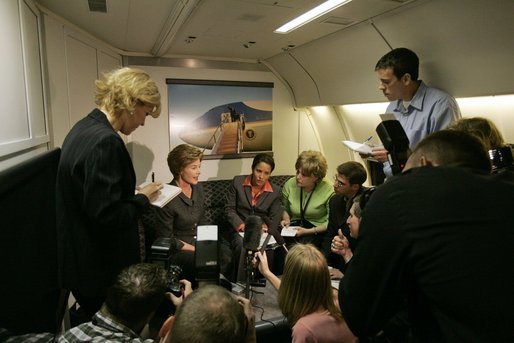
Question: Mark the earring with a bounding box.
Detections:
[129,111,134,116]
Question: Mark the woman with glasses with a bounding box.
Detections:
[281,150,334,248]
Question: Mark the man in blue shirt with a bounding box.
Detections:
[371,48,461,177]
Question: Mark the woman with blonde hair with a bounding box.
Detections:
[282,150,335,248]
[57,67,163,319]
[448,117,513,173]
[448,117,505,150]
[256,244,357,342]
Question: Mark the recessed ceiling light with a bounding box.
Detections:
[274,0,352,34]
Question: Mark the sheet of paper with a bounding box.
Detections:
[341,140,373,155]
[281,226,300,237]
[379,113,396,121]
[138,182,182,208]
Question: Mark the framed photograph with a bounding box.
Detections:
[167,79,273,160]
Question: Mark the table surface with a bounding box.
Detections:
[238,280,289,330]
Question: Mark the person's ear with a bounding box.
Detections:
[402,73,412,85]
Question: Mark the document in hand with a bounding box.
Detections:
[341,140,373,155]
[280,226,299,237]
[138,182,182,208]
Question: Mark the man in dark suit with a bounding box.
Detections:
[321,161,367,275]
[340,130,514,341]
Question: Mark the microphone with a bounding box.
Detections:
[243,215,263,252]
[242,215,263,298]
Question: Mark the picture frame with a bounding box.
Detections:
[167,79,274,160]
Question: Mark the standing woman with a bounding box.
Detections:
[255,244,357,343]
[153,144,206,281]
[282,150,335,247]
[56,67,162,320]
[225,153,283,279]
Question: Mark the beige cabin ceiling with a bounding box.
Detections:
[35,0,415,60]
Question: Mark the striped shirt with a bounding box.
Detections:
[57,311,155,343]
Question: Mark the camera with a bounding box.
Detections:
[167,264,184,297]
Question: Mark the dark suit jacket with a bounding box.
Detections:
[56,109,149,297]
[225,175,283,236]
[153,181,207,250]
[321,187,367,269]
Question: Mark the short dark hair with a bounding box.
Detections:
[352,187,376,218]
[336,161,367,185]
[410,130,492,172]
[375,47,419,80]
[104,263,167,328]
[167,144,203,179]
[169,285,247,343]
[252,153,275,172]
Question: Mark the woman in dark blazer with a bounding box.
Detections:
[153,144,206,281]
[225,153,283,280]
[56,67,162,320]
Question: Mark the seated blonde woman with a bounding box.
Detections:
[255,244,357,343]
[281,150,334,248]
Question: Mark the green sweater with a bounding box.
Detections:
[282,177,334,228]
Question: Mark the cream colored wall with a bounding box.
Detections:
[42,11,122,149]
[128,65,301,184]
[332,95,514,171]
[0,0,50,171]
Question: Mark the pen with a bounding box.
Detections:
[363,136,373,144]
[151,172,155,183]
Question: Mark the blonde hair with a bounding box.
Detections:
[448,117,505,151]
[295,150,328,180]
[95,67,161,118]
[278,244,342,326]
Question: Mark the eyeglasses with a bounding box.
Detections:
[333,175,346,188]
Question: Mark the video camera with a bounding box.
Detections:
[167,264,184,297]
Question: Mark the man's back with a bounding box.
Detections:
[340,166,514,342]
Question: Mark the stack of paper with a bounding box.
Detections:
[138,182,182,208]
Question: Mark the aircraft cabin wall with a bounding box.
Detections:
[263,0,514,178]
[266,0,514,107]
[3,0,514,182]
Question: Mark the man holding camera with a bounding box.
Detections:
[58,263,192,343]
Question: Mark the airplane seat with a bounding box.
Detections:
[0,148,64,338]
[147,175,294,277]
